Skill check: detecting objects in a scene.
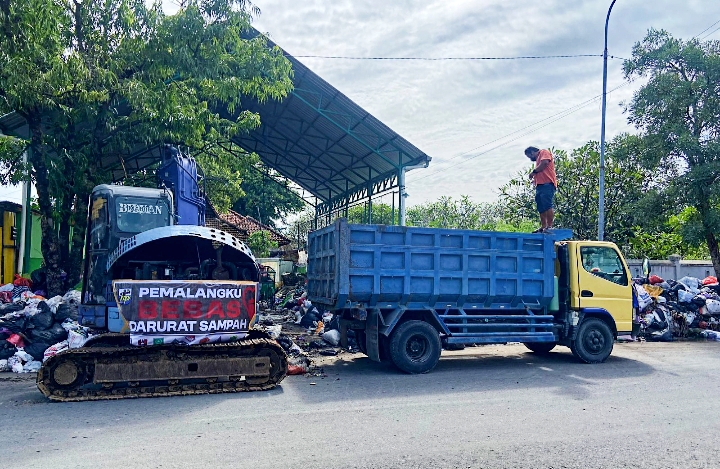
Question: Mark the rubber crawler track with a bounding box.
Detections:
[37,338,287,402]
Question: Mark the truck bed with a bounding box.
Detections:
[307,219,572,312]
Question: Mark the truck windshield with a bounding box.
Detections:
[580,246,628,286]
[115,196,170,233]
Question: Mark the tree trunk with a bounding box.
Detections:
[706,230,720,278]
[28,116,65,297]
[67,191,89,289]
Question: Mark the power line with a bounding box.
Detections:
[695,19,720,39]
[409,82,631,183]
[700,24,720,40]
[293,54,603,61]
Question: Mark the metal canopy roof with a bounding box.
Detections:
[233,32,431,213]
[1,29,431,216]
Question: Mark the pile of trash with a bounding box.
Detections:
[0,287,92,373]
[254,285,360,376]
[634,274,720,342]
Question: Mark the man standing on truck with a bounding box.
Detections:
[525,146,557,233]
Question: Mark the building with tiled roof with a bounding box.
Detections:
[205,202,290,247]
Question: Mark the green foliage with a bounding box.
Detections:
[407,196,493,230]
[246,230,277,258]
[233,164,305,227]
[623,29,720,274]
[346,203,398,225]
[0,0,293,294]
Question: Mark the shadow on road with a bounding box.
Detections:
[284,346,656,403]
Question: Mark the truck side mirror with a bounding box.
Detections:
[642,258,651,278]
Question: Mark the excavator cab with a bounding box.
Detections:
[79,145,259,330]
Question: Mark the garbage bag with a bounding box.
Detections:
[648,328,673,342]
[55,303,79,322]
[0,359,8,372]
[45,295,63,314]
[67,328,90,349]
[706,299,720,314]
[299,309,321,328]
[0,314,26,333]
[23,360,41,373]
[24,341,51,361]
[678,290,695,304]
[43,340,69,362]
[30,304,54,330]
[29,323,67,344]
[634,284,653,310]
[0,341,16,359]
[62,290,81,305]
[702,276,719,286]
[0,302,24,314]
[679,276,701,292]
[649,275,664,285]
[322,329,341,346]
[643,284,664,299]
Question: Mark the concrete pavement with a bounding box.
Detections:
[1,342,718,469]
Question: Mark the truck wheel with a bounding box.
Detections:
[570,318,613,364]
[389,321,441,374]
[524,342,556,354]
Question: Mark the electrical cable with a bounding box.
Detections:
[695,19,720,39]
[409,82,630,182]
[293,54,603,61]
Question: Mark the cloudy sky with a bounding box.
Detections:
[1,0,719,208]
[242,0,720,206]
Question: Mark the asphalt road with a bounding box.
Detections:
[1,342,719,469]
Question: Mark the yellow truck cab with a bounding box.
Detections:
[557,241,634,352]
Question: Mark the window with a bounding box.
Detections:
[580,246,628,286]
[90,196,109,250]
[115,196,170,233]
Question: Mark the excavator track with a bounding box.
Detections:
[37,337,287,402]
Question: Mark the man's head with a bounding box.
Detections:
[524,146,540,161]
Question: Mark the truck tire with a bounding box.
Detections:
[355,330,367,355]
[389,320,441,374]
[570,318,613,364]
[524,342,556,354]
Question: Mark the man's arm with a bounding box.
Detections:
[529,159,550,179]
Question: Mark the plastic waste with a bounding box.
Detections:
[67,328,91,349]
[634,284,653,310]
[265,325,282,339]
[679,276,701,292]
[706,299,720,314]
[649,274,664,285]
[0,359,8,372]
[702,276,719,286]
[322,329,341,346]
[6,333,25,348]
[23,360,41,373]
[678,290,695,303]
[43,340,69,362]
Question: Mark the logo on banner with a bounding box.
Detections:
[118,288,132,305]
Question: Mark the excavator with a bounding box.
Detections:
[36,145,287,401]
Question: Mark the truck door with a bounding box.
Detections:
[575,244,633,333]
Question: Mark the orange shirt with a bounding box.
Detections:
[534,149,557,187]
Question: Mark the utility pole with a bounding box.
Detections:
[598,0,618,241]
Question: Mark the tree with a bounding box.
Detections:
[405,195,533,231]
[623,29,720,275]
[0,0,293,295]
[499,138,660,247]
[232,164,305,227]
[246,230,277,258]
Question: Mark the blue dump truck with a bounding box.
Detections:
[307,219,635,373]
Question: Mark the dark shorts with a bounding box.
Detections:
[535,183,556,213]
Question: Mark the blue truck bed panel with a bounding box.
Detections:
[307,219,570,311]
